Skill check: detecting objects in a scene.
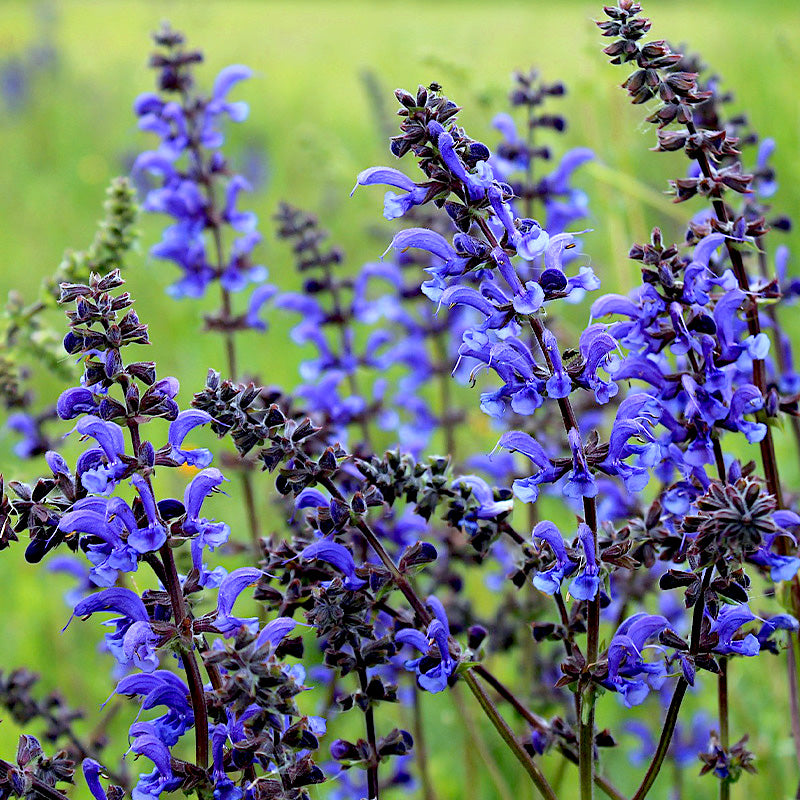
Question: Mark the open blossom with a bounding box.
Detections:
[66,588,158,673]
[395,597,456,693]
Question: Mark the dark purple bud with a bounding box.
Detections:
[329,497,350,528]
[330,739,360,762]
[468,624,488,649]
[350,491,367,515]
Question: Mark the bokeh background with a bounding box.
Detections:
[2,1,800,798]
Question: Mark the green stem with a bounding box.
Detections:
[462,671,558,800]
[412,688,438,800]
[632,567,712,800]
[718,658,730,800]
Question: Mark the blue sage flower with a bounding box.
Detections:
[395,597,456,693]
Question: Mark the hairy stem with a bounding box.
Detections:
[128,420,210,769]
[181,83,262,559]
[411,689,437,800]
[718,658,730,800]
[356,659,380,800]
[450,683,514,800]
[632,566,712,800]
[686,121,784,508]
[462,670,558,800]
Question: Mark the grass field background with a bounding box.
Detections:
[1,1,800,798]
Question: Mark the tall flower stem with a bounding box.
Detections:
[411,689,437,800]
[213,238,262,561]
[472,212,601,798]
[355,654,380,800]
[128,420,210,770]
[686,120,800,762]
[181,86,262,559]
[632,566,713,800]
[718,658,730,800]
[528,314,600,800]
[685,122,783,509]
[462,670,559,800]
[159,541,210,770]
[474,666,629,800]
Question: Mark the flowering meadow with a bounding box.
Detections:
[3,2,800,800]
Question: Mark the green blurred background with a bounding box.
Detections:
[1,1,800,798]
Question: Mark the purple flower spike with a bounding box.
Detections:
[168,409,214,467]
[532,521,576,594]
[69,588,157,673]
[215,567,262,636]
[297,539,366,590]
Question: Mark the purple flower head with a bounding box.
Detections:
[605,613,671,707]
[215,567,262,636]
[531,521,577,594]
[569,523,601,601]
[168,409,213,467]
[127,474,167,553]
[119,671,195,750]
[57,387,99,420]
[254,616,298,650]
[245,283,277,331]
[75,416,128,494]
[352,166,429,220]
[579,325,619,403]
[564,427,597,499]
[497,430,558,504]
[386,227,467,302]
[395,598,456,693]
[516,219,550,261]
[710,606,759,657]
[208,64,252,123]
[68,588,158,672]
[183,468,231,575]
[211,725,243,800]
[82,759,110,800]
[297,539,366,591]
[757,614,799,653]
[542,329,572,398]
[130,733,182,800]
[58,500,140,586]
